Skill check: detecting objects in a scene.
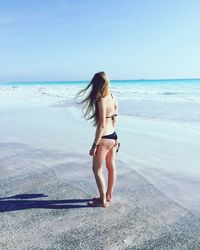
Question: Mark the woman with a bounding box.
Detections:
[78,71,120,208]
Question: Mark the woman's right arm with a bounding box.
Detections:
[112,97,118,128]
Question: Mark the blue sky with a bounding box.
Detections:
[0,0,200,81]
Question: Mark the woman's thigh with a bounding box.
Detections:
[106,143,117,164]
[93,139,115,168]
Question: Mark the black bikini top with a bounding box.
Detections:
[106,114,118,120]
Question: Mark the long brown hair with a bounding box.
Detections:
[77,71,110,126]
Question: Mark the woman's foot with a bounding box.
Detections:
[87,198,108,208]
[106,193,112,202]
[92,193,112,202]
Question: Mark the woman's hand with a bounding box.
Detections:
[89,147,97,156]
[114,139,119,147]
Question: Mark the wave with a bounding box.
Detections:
[163,92,181,95]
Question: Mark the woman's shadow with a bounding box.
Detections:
[0,194,91,212]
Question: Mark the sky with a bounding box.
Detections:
[0,0,200,81]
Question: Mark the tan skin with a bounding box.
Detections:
[88,90,119,207]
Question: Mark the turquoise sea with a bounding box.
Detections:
[1,79,200,123]
[1,78,200,86]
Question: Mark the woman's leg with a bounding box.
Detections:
[105,143,117,201]
[92,146,108,206]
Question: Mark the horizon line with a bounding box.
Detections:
[1,77,200,84]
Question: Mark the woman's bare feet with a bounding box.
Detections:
[92,193,112,202]
[87,198,108,208]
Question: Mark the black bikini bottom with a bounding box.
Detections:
[102,131,118,140]
[101,132,120,152]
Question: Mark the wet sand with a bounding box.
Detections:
[1,142,200,250]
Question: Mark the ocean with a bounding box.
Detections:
[1,79,200,123]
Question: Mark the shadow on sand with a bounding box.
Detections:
[0,194,91,212]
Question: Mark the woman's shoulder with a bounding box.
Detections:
[96,93,117,103]
[96,95,108,102]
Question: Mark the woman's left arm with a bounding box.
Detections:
[89,98,106,156]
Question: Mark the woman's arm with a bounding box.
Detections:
[112,96,118,128]
[112,96,119,147]
[89,98,106,155]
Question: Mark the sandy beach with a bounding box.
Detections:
[1,82,200,249]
